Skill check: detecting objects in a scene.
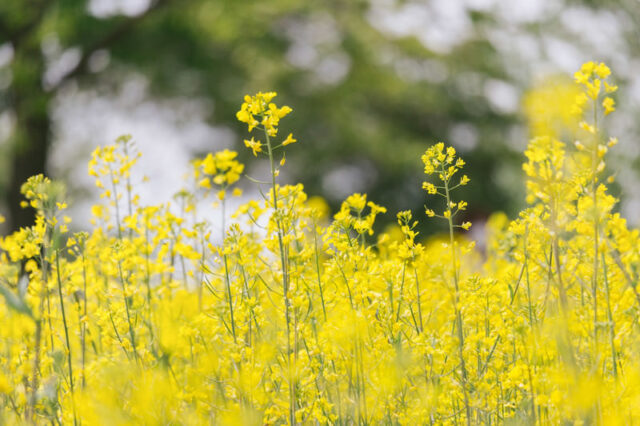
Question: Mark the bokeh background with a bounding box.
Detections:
[1,0,639,237]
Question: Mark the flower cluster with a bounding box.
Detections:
[193,149,244,200]
[237,91,293,139]
[0,63,639,425]
[573,61,617,116]
[422,143,470,229]
[334,193,387,236]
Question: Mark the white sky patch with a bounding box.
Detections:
[322,162,378,201]
[88,0,152,17]
[627,74,640,108]
[543,36,586,74]
[376,46,449,84]
[286,43,318,69]
[44,47,82,89]
[284,13,351,86]
[0,44,14,68]
[449,122,478,152]
[622,196,640,229]
[561,7,627,58]
[315,52,351,86]
[494,0,558,24]
[484,79,519,114]
[367,0,473,54]
[50,74,236,229]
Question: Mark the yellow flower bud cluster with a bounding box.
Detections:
[236,91,292,136]
[421,142,471,231]
[193,149,244,201]
[573,61,617,116]
[237,92,297,163]
[333,193,387,236]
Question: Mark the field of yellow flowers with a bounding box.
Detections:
[0,62,638,425]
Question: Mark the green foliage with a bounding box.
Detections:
[2,0,640,233]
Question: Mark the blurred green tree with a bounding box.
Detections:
[2,0,635,233]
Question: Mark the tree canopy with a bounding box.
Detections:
[1,0,639,232]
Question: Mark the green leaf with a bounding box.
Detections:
[0,282,34,319]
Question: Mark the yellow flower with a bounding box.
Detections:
[0,64,636,426]
[282,133,297,146]
[602,96,615,115]
[244,137,263,156]
[422,182,437,194]
[595,62,611,78]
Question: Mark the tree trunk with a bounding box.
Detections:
[8,41,51,231]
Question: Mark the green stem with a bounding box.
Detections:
[443,167,471,426]
[414,262,423,333]
[602,251,617,377]
[524,227,535,327]
[265,129,295,425]
[55,251,77,425]
[313,225,327,322]
[28,222,50,422]
[79,246,88,389]
[395,261,405,323]
[592,99,600,356]
[221,197,237,343]
[117,261,139,363]
[198,231,206,312]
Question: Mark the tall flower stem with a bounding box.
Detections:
[55,250,77,426]
[28,222,49,423]
[264,129,295,425]
[591,101,600,356]
[443,166,471,426]
[221,197,237,343]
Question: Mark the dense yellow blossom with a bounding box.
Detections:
[523,76,582,138]
[0,63,639,425]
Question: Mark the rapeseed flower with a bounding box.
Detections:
[0,62,637,425]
